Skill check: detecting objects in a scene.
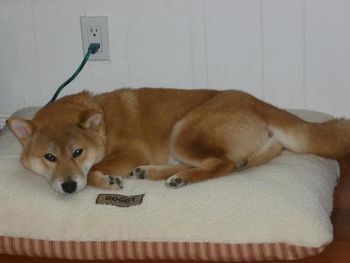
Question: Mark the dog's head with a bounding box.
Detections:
[7,92,106,194]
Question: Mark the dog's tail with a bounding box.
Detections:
[260,107,350,159]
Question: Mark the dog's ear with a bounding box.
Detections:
[7,117,34,145]
[79,110,103,130]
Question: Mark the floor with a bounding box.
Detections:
[1,155,350,263]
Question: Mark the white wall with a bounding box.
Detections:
[1,0,350,127]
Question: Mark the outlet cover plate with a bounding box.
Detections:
[80,16,109,61]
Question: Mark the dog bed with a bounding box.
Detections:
[0,107,339,261]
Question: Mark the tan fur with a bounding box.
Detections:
[7,88,350,193]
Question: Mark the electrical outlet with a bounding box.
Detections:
[89,27,103,52]
[80,16,109,61]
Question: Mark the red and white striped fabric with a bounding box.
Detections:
[0,236,327,261]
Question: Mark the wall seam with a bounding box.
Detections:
[202,0,209,88]
[30,0,42,105]
[124,0,131,87]
[302,0,306,109]
[260,0,265,99]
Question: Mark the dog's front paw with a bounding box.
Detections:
[88,170,124,190]
[129,167,148,179]
[165,175,186,188]
[107,175,124,190]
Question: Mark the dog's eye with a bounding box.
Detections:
[72,148,83,158]
[44,153,57,162]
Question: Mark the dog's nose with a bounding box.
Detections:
[61,181,77,194]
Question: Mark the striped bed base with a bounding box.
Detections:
[0,236,327,261]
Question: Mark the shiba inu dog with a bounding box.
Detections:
[7,88,350,194]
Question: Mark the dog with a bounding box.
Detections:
[7,88,350,194]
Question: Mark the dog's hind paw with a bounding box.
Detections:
[235,159,248,170]
[165,175,186,188]
[129,167,148,179]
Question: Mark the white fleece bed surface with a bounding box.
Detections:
[0,108,339,248]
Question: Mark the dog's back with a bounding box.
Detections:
[94,88,219,163]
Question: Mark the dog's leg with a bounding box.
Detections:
[87,152,148,189]
[245,138,283,168]
[165,139,285,188]
[129,164,191,180]
[164,137,284,188]
[164,156,237,188]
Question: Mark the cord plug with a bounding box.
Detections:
[88,43,101,54]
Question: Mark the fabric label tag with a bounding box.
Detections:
[96,194,144,207]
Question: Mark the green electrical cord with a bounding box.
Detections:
[47,43,100,104]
